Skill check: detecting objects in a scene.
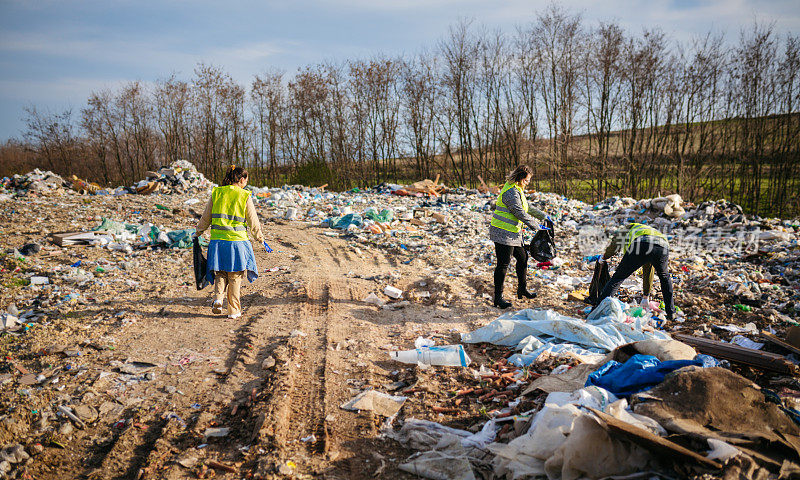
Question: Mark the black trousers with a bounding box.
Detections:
[494,242,528,297]
[596,238,675,317]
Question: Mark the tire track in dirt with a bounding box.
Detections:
[85,412,166,480]
[287,277,330,457]
[248,250,334,475]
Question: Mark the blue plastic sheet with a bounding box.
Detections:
[585,353,717,397]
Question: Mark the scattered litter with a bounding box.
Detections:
[384,285,403,299]
[363,292,386,306]
[203,427,230,440]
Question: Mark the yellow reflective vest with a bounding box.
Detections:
[624,223,666,252]
[210,185,250,242]
[491,182,528,233]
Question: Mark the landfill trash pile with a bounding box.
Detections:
[0,165,800,479]
[131,160,216,195]
[2,160,215,199]
[1,169,66,195]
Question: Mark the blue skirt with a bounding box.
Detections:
[206,239,259,284]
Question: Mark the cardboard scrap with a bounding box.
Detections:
[760,331,800,356]
[522,363,599,395]
[585,406,722,470]
[340,390,407,417]
[51,231,111,247]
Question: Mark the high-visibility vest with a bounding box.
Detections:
[210,185,250,242]
[490,182,528,233]
[624,223,666,252]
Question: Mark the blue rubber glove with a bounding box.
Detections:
[263,241,273,253]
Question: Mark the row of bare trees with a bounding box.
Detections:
[5,5,799,216]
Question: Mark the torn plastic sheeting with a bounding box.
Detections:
[489,388,658,480]
[92,217,139,236]
[328,213,363,229]
[398,451,476,480]
[391,418,496,480]
[509,339,606,367]
[364,208,394,223]
[585,354,717,397]
[166,229,203,249]
[462,300,670,357]
[586,296,626,322]
[461,312,629,351]
[706,438,740,462]
[392,418,497,451]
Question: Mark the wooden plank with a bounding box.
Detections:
[585,407,722,470]
[674,334,797,375]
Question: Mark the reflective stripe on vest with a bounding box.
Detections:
[490,182,528,233]
[210,185,250,241]
[624,223,666,252]
[211,213,246,223]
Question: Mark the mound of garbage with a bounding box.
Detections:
[1,169,66,195]
[131,160,215,195]
[1,160,215,198]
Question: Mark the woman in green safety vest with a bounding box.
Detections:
[489,165,548,309]
[194,166,269,319]
[595,223,675,321]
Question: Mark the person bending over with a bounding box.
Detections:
[595,223,675,321]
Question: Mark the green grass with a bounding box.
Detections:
[3,278,28,288]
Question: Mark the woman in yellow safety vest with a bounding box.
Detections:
[595,223,674,321]
[194,166,269,319]
[489,165,548,309]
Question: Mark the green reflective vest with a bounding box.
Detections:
[210,185,250,242]
[624,223,666,251]
[490,182,528,233]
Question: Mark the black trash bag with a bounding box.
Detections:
[529,219,556,263]
[586,260,610,305]
[193,237,210,290]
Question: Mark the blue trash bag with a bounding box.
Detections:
[586,353,717,397]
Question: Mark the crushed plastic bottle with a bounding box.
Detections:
[389,344,471,367]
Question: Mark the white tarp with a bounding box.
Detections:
[461,298,670,366]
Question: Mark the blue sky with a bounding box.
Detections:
[0,0,798,140]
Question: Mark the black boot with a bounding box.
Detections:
[517,276,537,299]
[493,282,512,309]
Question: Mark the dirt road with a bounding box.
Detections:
[14,218,505,479]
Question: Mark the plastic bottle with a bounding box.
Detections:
[389,345,471,367]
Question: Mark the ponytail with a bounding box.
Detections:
[222,165,248,186]
[507,165,532,183]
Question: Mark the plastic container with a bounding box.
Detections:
[389,345,471,367]
[384,285,403,299]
